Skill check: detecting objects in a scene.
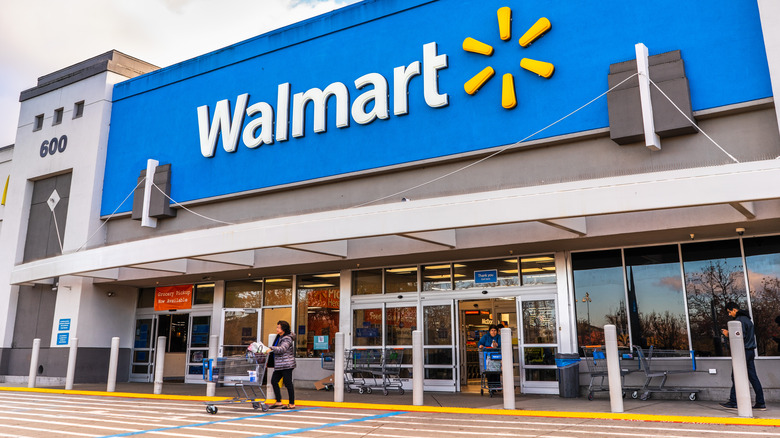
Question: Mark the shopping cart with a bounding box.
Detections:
[631,346,700,401]
[380,348,405,395]
[479,348,502,397]
[202,352,270,414]
[582,346,640,400]
[350,348,384,394]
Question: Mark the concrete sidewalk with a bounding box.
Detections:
[3,381,777,424]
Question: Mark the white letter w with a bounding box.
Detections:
[197,93,249,157]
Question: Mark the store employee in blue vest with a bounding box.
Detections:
[478,325,502,349]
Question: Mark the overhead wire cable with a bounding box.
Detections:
[647,76,740,164]
[352,72,641,208]
[76,176,146,252]
[152,183,236,225]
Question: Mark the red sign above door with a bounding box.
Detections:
[154,285,193,311]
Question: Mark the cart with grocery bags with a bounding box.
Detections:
[202,342,270,414]
[479,348,502,397]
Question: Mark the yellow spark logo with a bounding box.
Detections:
[463,6,554,109]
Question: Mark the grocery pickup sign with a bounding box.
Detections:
[155,285,193,311]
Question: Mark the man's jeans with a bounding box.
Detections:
[729,349,765,405]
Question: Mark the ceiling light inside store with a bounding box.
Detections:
[265,278,291,283]
[313,273,340,278]
[302,283,335,288]
[500,269,518,274]
[521,256,554,263]
[386,267,418,273]
[503,259,519,263]
[522,268,544,273]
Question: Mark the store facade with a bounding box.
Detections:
[2,0,780,399]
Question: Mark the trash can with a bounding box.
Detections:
[555,352,581,398]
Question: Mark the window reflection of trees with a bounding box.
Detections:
[684,260,746,356]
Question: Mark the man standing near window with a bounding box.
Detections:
[719,302,766,410]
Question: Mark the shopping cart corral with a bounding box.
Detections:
[583,346,640,401]
[632,346,700,401]
[323,349,406,395]
[202,352,269,414]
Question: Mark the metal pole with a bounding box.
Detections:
[267,333,276,402]
[206,335,218,397]
[604,324,624,413]
[153,336,166,395]
[107,337,120,392]
[334,332,345,402]
[500,327,515,410]
[728,320,752,417]
[65,337,79,390]
[28,338,41,388]
[413,330,423,406]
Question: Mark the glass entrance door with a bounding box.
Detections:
[517,295,559,394]
[221,309,259,357]
[130,316,158,382]
[422,300,457,392]
[185,313,211,383]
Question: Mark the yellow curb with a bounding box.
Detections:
[2,387,778,427]
[296,400,780,427]
[0,386,228,402]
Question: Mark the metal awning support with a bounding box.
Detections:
[636,43,661,151]
[539,218,587,236]
[285,241,348,258]
[399,230,457,248]
[729,202,756,219]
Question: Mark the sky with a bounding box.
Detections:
[0,0,360,147]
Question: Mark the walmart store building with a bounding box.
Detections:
[2,0,780,399]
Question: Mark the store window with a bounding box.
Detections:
[454,258,519,289]
[572,250,628,347]
[422,263,455,291]
[225,280,262,308]
[137,287,155,308]
[743,235,780,356]
[521,255,556,285]
[193,283,215,305]
[296,273,340,357]
[264,277,293,306]
[353,308,382,346]
[353,269,382,295]
[624,245,688,350]
[682,240,747,357]
[385,266,417,293]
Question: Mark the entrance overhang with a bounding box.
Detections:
[10,159,780,285]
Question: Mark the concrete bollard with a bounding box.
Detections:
[728,320,752,418]
[154,336,166,394]
[28,338,41,388]
[107,337,120,392]
[500,327,515,410]
[334,332,345,403]
[413,330,423,406]
[65,337,79,390]
[604,324,624,413]
[206,335,218,397]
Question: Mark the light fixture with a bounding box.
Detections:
[521,256,554,263]
[736,227,745,236]
[106,291,116,297]
[401,197,411,202]
[313,273,340,278]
